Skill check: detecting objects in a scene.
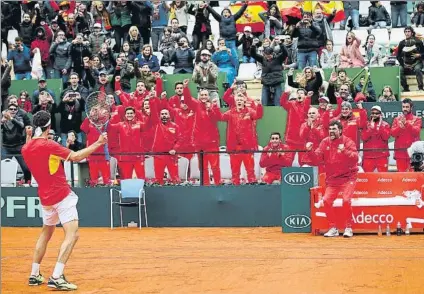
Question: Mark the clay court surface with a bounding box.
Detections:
[2,228,424,294]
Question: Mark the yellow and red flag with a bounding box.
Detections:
[230,2,268,33]
[277,1,345,23]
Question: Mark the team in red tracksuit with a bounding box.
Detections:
[80,118,112,186]
[299,108,326,169]
[139,100,155,152]
[361,109,391,172]
[307,124,359,233]
[390,103,422,172]
[110,107,151,179]
[259,134,292,184]
[280,89,311,165]
[220,92,263,185]
[115,76,161,109]
[333,102,367,148]
[166,82,185,109]
[149,95,181,184]
[183,82,221,185]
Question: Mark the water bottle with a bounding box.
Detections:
[377,223,382,236]
[386,224,391,236]
[405,223,410,235]
[396,222,402,236]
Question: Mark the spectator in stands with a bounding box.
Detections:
[171,36,195,74]
[114,54,138,93]
[91,1,112,36]
[32,90,56,131]
[75,3,93,36]
[8,38,32,80]
[151,0,170,52]
[66,130,84,152]
[390,1,407,28]
[1,60,12,111]
[259,132,291,184]
[89,23,108,56]
[397,26,424,92]
[195,40,216,64]
[129,1,153,45]
[339,32,365,68]
[206,1,248,65]
[17,91,32,113]
[110,1,132,53]
[220,91,263,185]
[361,105,390,172]
[49,30,72,85]
[212,38,238,86]
[61,72,89,105]
[126,26,143,56]
[188,1,212,50]
[280,36,298,70]
[192,49,219,103]
[31,27,51,78]
[368,1,391,30]
[137,45,160,73]
[70,34,91,79]
[391,99,422,172]
[60,13,78,41]
[1,102,31,183]
[99,43,116,75]
[340,1,359,30]
[320,40,339,69]
[6,95,31,127]
[159,27,175,66]
[237,26,255,63]
[280,88,311,166]
[355,75,377,102]
[137,65,157,91]
[169,18,187,45]
[378,86,397,102]
[250,45,287,106]
[363,34,385,67]
[259,4,283,40]
[299,107,325,168]
[19,13,35,48]
[412,2,424,27]
[313,7,335,55]
[287,67,323,105]
[292,11,321,69]
[334,101,367,148]
[120,42,136,63]
[58,90,84,146]
[183,81,221,186]
[85,68,114,96]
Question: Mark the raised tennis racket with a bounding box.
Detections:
[85,91,114,160]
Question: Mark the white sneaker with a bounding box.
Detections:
[343,228,353,238]
[324,227,339,237]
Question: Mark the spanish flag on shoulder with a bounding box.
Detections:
[230,2,268,33]
[278,1,345,23]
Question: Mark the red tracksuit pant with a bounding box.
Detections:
[202,153,221,186]
[230,152,255,185]
[323,181,356,229]
[396,158,412,172]
[287,143,304,166]
[262,171,281,184]
[363,157,388,172]
[119,161,145,180]
[89,161,111,186]
[154,155,179,184]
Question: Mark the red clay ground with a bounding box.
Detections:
[2,228,424,294]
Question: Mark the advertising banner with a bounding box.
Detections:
[281,167,318,233]
[310,173,424,234]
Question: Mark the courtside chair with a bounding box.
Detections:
[1,159,19,187]
[110,179,148,230]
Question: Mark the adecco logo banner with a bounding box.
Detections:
[284,214,311,229]
[283,172,311,186]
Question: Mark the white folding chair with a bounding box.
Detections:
[177,157,189,181]
[1,159,19,187]
[219,153,233,183]
[110,179,147,229]
[144,156,155,180]
[351,29,369,45]
[189,154,201,180]
[332,30,348,46]
[237,63,257,81]
[371,28,390,46]
[390,28,405,46]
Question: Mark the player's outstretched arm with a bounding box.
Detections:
[68,133,108,162]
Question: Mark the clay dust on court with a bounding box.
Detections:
[2,228,423,294]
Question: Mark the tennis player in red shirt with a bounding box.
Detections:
[22,111,108,290]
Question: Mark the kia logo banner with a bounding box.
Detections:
[284,214,312,229]
[283,172,311,186]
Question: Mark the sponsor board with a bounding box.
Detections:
[283,172,311,186]
[284,214,311,229]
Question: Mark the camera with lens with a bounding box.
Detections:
[408,141,424,172]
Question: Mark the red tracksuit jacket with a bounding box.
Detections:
[220,105,263,151]
[80,118,110,162]
[334,109,367,148]
[361,120,391,159]
[183,87,221,150]
[309,135,359,186]
[170,107,195,153]
[391,113,422,159]
[299,120,326,164]
[280,92,311,145]
[259,143,293,173]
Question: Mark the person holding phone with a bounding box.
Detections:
[66,130,84,152]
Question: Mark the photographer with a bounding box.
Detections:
[32,91,57,131]
[212,38,238,86]
[236,26,255,64]
[408,141,424,172]
[49,30,72,85]
[70,34,91,79]
[57,91,84,146]
[47,129,62,144]
[8,37,32,80]
[170,37,195,74]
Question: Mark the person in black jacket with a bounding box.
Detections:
[1,60,12,111]
[250,44,288,106]
[1,103,32,182]
[69,34,91,79]
[57,91,84,146]
[129,1,153,46]
[287,66,323,104]
[19,13,36,48]
[188,2,212,50]
[292,12,322,70]
[390,1,407,28]
[368,1,391,30]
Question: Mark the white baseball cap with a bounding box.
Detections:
[371,105,382,113]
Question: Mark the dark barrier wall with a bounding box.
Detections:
[1,186,282,227]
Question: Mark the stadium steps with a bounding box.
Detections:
[245,80,263,100]
[402,76,424,101]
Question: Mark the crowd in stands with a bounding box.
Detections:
[1,1,423,186]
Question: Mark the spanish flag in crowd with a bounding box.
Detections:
[230,2,268,33]
[278,1,345,23]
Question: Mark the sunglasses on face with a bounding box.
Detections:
[8,108,17,111]
[371,112,380,115]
